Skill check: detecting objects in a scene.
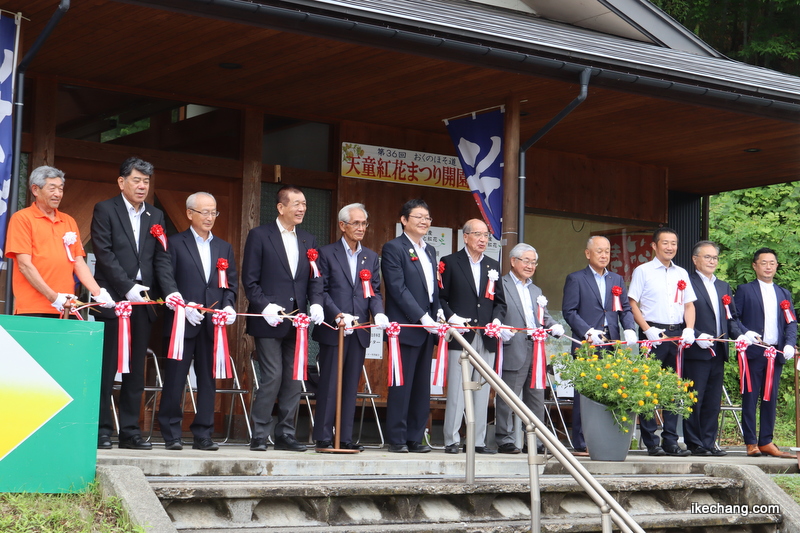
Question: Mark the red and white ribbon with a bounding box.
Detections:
[292,313,311,380]
[611,285,623,312]
[781,300,796,324]
[217,258,229,288]
[437,261,445,289]
[485,322,503,378]
[536,295,547,326]
[62,232,77,263]
[307,249,321,278]
[676,339,691,378]
[115,301,133,374]
[167,302,186,361]
[387,322,404,386]
[150,224,167,251]
[736,339,752,394]
[530,328,548,389]
[212,310,233,379]
[640,340,653,357]
[360,269,375,298]
[432,323,451,387]
[675,280,686,305]
[484,269,499,301]
[763,346,777,402]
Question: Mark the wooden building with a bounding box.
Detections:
[5,0,800,439]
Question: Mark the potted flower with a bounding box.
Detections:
[553,342,697,460]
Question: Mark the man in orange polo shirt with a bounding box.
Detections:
[6,166,114,317]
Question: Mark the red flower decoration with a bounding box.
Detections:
[217,258,228,271]
[781,299,792,310]
[677,280,687,290]
[359,269,371,281]
[150,224,164,237]
[438,261,445,274]
[307,248,319,261]
[611,285,622,296]
[722,294,731,306]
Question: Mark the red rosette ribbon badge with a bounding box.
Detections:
[763,346,778,401]
[360,269,375,298]
[115,301,133,374]
[217,258,229,288]
[781,299,796,324]
[150,224,167,251]
[437,261,445,289]
[674,280,687,305]
[611,285,623,312]
[735,337,752,394]
[721,294,733,319]
[530,328,549,389]
[386,322,403,386]
[307,249,321,278]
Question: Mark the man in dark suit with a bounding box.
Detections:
[439,218,508,454]
[381,199,441,453]
[157,192,238,451]
[92,157,183,450]
[242,185,324,452]
[683,240,746,456]
[734,247,797,458]
[311,203,389,452]
[562,235,637,455]
[495,243,564,454]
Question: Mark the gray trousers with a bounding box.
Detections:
[495,339,545,448]
[251,335,301,439]
[443,334,495,447]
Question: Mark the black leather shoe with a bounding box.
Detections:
[497,443,520,454]
[710,448,728,456]
[315,440,333,450]
[192,438,219,451]
[274,434,307,452]
[690,446,712,456]
[341,442,364,451]
[407,442,432,453]
[444,443,460,454]
[647,446,666,456]
[119,435,152,450]
[388,444,409,453]
[663,444,691,457]
[98,436,112,450]
[250,438,268,451]
[164,439,183,450]
[475,446,497,454]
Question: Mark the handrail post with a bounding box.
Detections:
[460,348,476,484]
[526,423,541,532]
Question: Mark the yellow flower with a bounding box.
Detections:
[580,372,586,377]
[656,383,661,389]
[605,364,612,369]
[621,393,628,398]
[638,400,645,406]
[617,389,623,394]
[693,397,698,403]
[602,383,609,388]
[621,416,627,422]
[652,399,659,405]
[624,428,629,433]
[645,391,651,397]
[596,375,603,380]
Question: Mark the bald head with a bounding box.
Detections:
[585,236,610,274]
[463,218,489,259]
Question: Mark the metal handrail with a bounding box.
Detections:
[448,329,644,533]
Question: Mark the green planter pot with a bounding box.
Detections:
[579,394,635,461]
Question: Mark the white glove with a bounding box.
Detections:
[185,303,204,326]
[493,318,516,342]
[336,313,357,335]
[549,324,565,337]
[784,345,796,360]
[309,303,324,325]
[421,313,439,334]
[165,292,184,311]
[223,305,236,325]
[91,288,116,309]
[447,313,469,334]
[585,328,604,345]
[51,293,77,312]
[623,329,637,347]
[681,328,695,346]
[644,327,665,345]
[262,303,285,327]
[436,308,446,323]
[736,334,752,347]
[696,333,714,350]
[374,313,390,330]
[744,331,762,345]
[125,284,150,303]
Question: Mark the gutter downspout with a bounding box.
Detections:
[518,68,591,244]
[4,0,70,314]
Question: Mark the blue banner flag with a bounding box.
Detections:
[0,14,17,260]
[445,109,504,240]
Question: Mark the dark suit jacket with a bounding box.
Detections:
[241,221,324,338]
[501,272,555,372]
[311,239,384,348]
[439,248,506,351]
[562,266,635,348]
[163,229,238,339]
[381,234,440,347]
[91,195,178,321]
[734,279,798,364]
[685,272,743,361]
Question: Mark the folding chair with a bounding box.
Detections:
[355,364,384,448]
[183,361,252,443]
[111,348,163,441]
[544,372,573,448]
[718,384,744,445]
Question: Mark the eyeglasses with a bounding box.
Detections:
[695,255,719,262]
[756,261,778,267]
[343,221,369,229]
[514,258,538,267]
[407,214,432,223]
[189,208,220,218]
[466,231,490,239]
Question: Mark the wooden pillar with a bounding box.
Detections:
[501,94,521,273]
[32,77,58,171]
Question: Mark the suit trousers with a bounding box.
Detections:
[443,334,495,447]
[742,354,783,446]
[98,307,152,440]
[158,330,216,442]
[639,340,681,449]
[313,337,367,443]
[251,334,301,439]
[386,336,435,445]
[495,338,545,448]
[682,355,725,451]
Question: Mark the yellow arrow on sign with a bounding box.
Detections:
[0,325,73,461]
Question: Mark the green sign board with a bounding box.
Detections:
[0,315,104,493]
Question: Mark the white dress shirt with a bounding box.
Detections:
[628,257,696,325]
[407,233,434,303]
[467,251,483,294]
[758,279,779,345]
[277,218,299,278]
[191,226,214,282]
[510,271,535,329]
[593,267,608,326]
[121,194,144,281]
[342,236,362,284]
[696,270,721,336]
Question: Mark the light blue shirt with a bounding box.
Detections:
[341,237,362,284]
[510,271,535,329]
[592,267,608,326]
